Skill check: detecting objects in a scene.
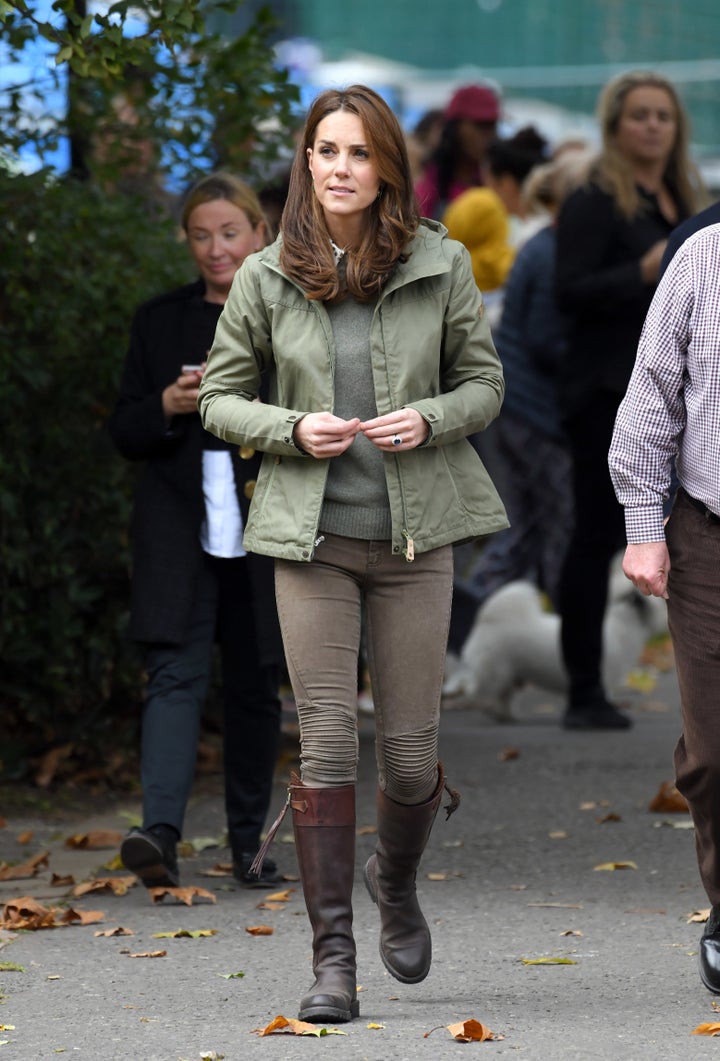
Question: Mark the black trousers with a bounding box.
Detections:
[558,393,626,702]
[141,553,281,855]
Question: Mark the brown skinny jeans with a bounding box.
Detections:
[275,533,453,805]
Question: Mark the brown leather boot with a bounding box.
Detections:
[292,778,359,1023]
[363,763,459,984]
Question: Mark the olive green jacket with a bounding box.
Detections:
[198,219,508,562]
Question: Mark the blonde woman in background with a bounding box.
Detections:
[110,173,284,891]
[554,70,706,731]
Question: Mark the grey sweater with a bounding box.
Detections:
[319,292,392,540]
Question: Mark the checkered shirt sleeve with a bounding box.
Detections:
[609,223,720,543]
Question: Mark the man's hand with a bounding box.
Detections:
[622,541,670,599]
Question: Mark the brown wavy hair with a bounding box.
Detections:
[280,85,420,302]
[593,70,705,219]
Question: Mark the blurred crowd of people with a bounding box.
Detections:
[410,72,707,732]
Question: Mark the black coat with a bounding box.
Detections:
[555,182,687,418]
[108,279,282,661]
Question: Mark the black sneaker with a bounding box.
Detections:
[233,852,282,889]
[563,696,633,730]
[121,826,179,889]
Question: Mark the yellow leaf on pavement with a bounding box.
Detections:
[253,1015,346,1036]
[692,1023,720,1036]
[593,861,637,871]
[245,924,273,936]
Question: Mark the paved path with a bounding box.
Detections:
[0,666,717,1060]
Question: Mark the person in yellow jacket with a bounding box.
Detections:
[442,185,514,292]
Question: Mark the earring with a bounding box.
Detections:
[376,186,383,200]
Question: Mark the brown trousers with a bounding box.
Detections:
[667,489,720,905]
[275,534,454,805]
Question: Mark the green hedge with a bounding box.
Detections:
[0,169,193,782]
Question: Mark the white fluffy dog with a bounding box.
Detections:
[442,558,668,721]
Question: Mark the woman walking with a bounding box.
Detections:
[198,85,507,1022]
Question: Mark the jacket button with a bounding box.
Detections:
[302,550,309,558]
[238,446,255,460]
[243,479,256,499]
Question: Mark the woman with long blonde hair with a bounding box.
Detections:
[555,70,705,731]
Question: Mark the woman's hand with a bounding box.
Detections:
[293,412,360,458]
[162,365,205,418]
[360,408,430,450]
[639,240,668,284]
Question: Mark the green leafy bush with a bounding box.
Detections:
[0,169,193,781]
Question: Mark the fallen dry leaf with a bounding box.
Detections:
[1,896,58,930]
[424,1019,502,1042]
[128,950,166,959]
[264,889,294,903]
[73,876,137,898]
[253,1015,345,1037]
[152,929,217,939]
[64,830,124,850]
[95,927,134,937]
[148,886,216,906]
[201,864,233,877]
[640,634,674,671]
[579,800,611,811]
[549,831,569,839]
[520,956,577,966]
[427,872,449,881]
[625,669,656,693]
[367,1022,384,1029]
[593,861,637,871]
[34,743,74,787]
[50,873,76,888]
[596,813,622,824]
[16,831,33,845]
[245,924,273,936]
[498,747,520,762]
[60,908,105,926]
[0,897,103,930]
[692,1023,720,1036]
[688,908,711,924]
[0,851,50,881]
[0,818,6,828]
[648,781,689,814]
[527,902,582,909]
[560,930,583,937]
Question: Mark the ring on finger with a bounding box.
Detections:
[392,434,402,446]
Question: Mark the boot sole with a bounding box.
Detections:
[298,1000,360,1023]
[363,856,431,985]
[121,834,179,889]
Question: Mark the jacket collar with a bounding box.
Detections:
[257,219,453,298]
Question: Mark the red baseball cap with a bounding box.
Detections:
[445,84,500,124]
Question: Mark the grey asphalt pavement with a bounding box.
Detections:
[1,666,718,1061]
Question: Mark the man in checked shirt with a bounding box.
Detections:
[609,221,720,995]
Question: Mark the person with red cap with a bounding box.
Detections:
[415,83,500,219]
